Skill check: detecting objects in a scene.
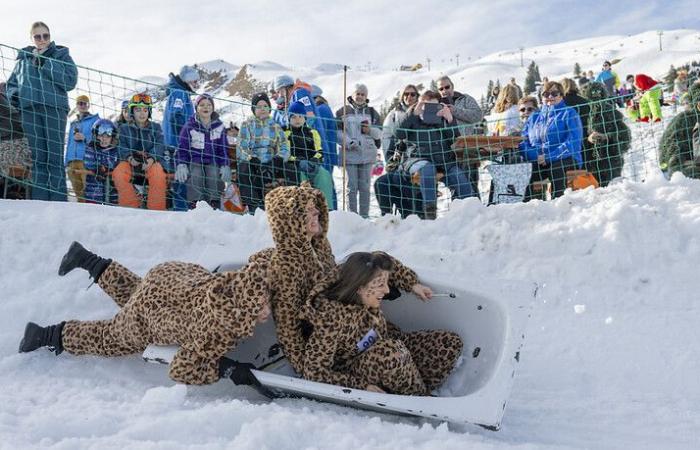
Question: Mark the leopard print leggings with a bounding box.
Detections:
[62,262,146,356]
[351,331,462,395]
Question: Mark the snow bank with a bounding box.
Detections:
[1,176,699,448]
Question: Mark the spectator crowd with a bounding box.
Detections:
[2,21,700,219]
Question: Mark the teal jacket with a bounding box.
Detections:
[6,42,78,112]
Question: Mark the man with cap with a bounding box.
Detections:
[237,92,291,212]
[65,94,100,201]
[163,65,200,210]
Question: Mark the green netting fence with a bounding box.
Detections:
[0,42,696,219]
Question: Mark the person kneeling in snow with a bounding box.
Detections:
[18,242,271,385]
[300,251,463,395]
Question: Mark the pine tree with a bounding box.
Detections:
[573,62,582,78]
[524,61,539,94]
[663,65,677,92]
[486,80,494,100]
[430,80,438,91]
[380,90,402,123]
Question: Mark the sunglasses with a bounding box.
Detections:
[542,91,561,98]
[33,33,50,41]
[438,86,452,91]
[519,106,535,113]
[403,92,418,97]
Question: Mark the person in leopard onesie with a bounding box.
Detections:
[300,251,463,395]
[263,183,435,375]
[18,242,272,385]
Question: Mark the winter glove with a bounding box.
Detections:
[220,165,232,182]
[248,156,261,165]
[218,357,260,386]
[382,285,402,301]
[288,155,297,162]
[175,164,189,183]
[312,152,323,162]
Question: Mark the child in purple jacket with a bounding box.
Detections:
[174,94,230,208]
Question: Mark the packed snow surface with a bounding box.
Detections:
[1,171,699,449]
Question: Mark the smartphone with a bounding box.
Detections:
[422,103,443,125]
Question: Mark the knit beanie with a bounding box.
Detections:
[288,101,306,116]
[251,92,271,113]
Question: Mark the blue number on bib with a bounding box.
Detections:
[356,328,378,353]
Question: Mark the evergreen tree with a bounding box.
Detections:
[380,90,402,123]
[663,65,678,92]
[524,61,539,94]
[486,80,494,99]
[430,79,438,91]
[574,62,582,78]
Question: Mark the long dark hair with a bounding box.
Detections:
[325,252,394,306]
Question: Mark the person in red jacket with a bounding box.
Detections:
[634,74,663,122]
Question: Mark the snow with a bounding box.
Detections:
[1,169,700,448]
[2,26,700,450]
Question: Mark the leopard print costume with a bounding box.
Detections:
[263,184,335,372]
[263,184,422,374]
[61,259,269,385]
[300,267,463,395]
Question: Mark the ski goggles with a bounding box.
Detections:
[129,93,152,106]
[96,123,116,136]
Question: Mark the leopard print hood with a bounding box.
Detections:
[264,183,333,261]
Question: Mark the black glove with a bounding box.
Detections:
[382,285,402,301]
[396,141,407,153]
[218,357,259,386]
[249,156,261,166]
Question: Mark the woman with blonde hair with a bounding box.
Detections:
[6,21,78,201]
[488,84,521,136]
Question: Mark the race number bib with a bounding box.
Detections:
[190,130,205,150]
[356,328,378,353]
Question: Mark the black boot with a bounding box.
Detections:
[18,321,66,355]
[58,241,112,282]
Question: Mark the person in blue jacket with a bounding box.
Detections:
[162,65,200,211]
[519,80,583,200]
[5,21,78,201]
[310,84,339,171]
[65,95,99,202]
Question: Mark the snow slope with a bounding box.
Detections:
[180,28,700,124]
[1,172,699,449]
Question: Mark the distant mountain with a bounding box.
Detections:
[122,29,700,127]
